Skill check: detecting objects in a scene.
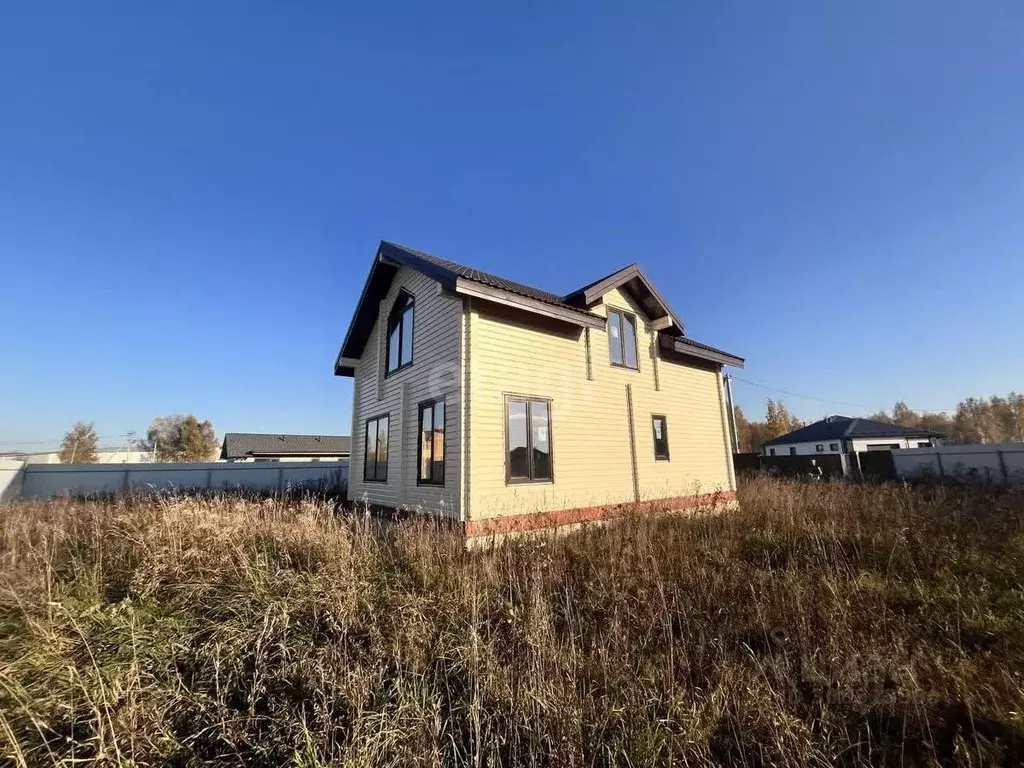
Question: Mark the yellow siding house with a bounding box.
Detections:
[335,242,744,538]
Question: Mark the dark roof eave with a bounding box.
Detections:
[763,428,944,447]
[660,335,744,368]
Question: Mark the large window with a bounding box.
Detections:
[506,397,552,483]
[386,291,414,375]
[363,414,390,482]
[652,415,670,460]
[417,398,445,486]
[607,309,638,369]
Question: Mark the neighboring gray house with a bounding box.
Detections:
[221,433,351,462]
[763,416,943,457]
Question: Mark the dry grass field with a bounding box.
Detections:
[1,479,1023,766]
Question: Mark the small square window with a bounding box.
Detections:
[816,444,824,453]
[769,448,776,456]
[789,447,797,456]
[829,443,839,451]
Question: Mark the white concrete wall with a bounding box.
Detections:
[0,460,25,503]
[14,461,348,499]
[894,444,1024,484]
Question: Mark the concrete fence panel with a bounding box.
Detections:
[893,445,1024,484]
[14,461,349,500]
[0,460,25,503]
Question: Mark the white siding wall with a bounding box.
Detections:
[767,437,936,456]
[849,437,935,452]
[766,441,845,456]
[347,267,463,517]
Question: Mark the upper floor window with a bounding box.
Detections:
[418,398,445,486]
[607,309,638,369]
[507,397,552,483]
[386,291,414,375]
[815,444,824,453]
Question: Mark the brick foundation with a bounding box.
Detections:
[463,490,736,538]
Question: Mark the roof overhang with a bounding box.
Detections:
[335,242,605,375]
[659,334,745,368]
[454,278,604,330]
[566,264,685,334]
[246,451,351,457]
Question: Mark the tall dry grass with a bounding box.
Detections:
[1,480,1022,766]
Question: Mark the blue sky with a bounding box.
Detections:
[2,1,1022,450]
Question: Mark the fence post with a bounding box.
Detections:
[998,450,1009,484]
[936,451,944,479]
[123,468,131,494]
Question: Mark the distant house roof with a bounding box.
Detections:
[335,241,743,375]
[763,416,944,447]
[221,433,351,460]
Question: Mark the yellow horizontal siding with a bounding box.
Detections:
[467,287,733,521]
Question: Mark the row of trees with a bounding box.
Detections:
[870,395,1024,445]
[734,391,1024,453]
[58,415,219,464]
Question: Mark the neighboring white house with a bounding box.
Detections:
[763,416,943,457]
[0,447,155,465]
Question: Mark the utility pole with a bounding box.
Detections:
[724,373,740,453]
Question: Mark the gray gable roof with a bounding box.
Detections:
[221,433,351,459]
[763,416,943,447]
[335,241,743,374]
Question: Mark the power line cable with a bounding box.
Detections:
[0,433,137,452]
[729,376,956,414]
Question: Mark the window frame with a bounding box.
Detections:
[505,395,554,485]
[607,308,640,371]
[362,413,390,483]
[769,448,776,456]
[416,397,446,486]
[384,290,415,377]
[789,447,797,456]
[651,414,670,461]
[829,443,839,452]
[815,444,824,453]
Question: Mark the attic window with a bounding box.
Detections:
[608,309,638,370]
[386,291,414,375]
